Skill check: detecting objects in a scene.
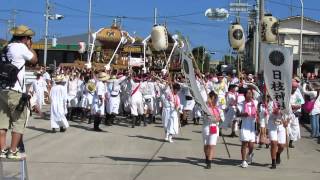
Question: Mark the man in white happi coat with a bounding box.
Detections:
[140,74,156,124]
[66,73,80,121]
[50,75,69,133]
[92,72,109,131]
[79,76,95,123]
[223,84,239,137]
[32,71,48,111]
[288,79,304,148]
[130,75,145,128]
[105,74,127,125]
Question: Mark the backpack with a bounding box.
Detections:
[0,46,24,89]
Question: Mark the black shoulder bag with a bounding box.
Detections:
[0,46,25,89]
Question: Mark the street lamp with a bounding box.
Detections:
[298,0,304,77]
[44,0,64,67]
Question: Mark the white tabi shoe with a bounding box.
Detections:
[246,153,254,164]
[168,135,174,143]
[241,161,248,168]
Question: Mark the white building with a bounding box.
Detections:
[279,16,320,76]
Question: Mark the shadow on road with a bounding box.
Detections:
[27,126,52,133]
[224,142,241,147]
[93,155,206,168]
[212,157,269,167]
[128,135,192,142]
[128,135,164,142]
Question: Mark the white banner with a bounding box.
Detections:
[262,43,293,114]
[181,52,216,122]
[129,57,144,67]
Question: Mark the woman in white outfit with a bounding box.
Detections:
[238,88,258,168]
[166,83,181,142]
[268,102,288,169]
[202,91,224,169]
[50,75,69,133]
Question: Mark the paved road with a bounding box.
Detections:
[1,106,320,180]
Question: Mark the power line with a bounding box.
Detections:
[266,0,320,12]
[53,2,203,20]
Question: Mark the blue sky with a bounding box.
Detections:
[0,0,319,59]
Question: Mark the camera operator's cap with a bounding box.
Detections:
[10,25,35,37]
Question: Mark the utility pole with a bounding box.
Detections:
[256,0,264,75]
[154,8,157,25]
[254,0,260,76]
[44,0,50,67]
[11,9,17,28]
[298,0,304,77]
[87,0,92,62]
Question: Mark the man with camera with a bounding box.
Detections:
[0,25,37,160]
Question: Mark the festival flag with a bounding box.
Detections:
[181,52,216,122]
[262,43,293,113]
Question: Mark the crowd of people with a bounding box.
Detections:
[27,65,320,170]
[1,25,319,171]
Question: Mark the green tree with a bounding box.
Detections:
[192,46,211,73]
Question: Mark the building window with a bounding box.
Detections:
[302,35,320,53]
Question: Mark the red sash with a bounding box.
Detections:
[131,83,141,96]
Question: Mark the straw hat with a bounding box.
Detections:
[97,72,110,81]
[53,74,65,83]
[86,82,96,93]
[10,25,35,37]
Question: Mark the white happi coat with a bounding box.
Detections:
[213,80,228,110]
[67,79,80,107]
[289,89,304,141]
[222,91,238,129]
[50,84,69,129]
[92,81,106,116]
[141,80,156,113]
[106,76,127,115]
[32,78,47,110]
[79,81,94,109]
[130,79,144,116]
